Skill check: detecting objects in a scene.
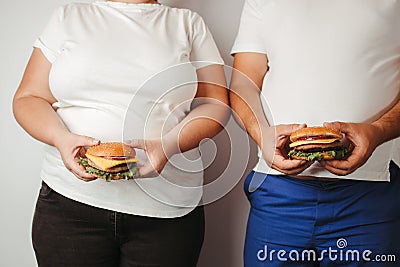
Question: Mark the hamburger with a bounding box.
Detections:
[288,127,349,161]
[79,142,139,181]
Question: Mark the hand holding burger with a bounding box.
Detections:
[259,124,314,176]
[288,127,349,161]
[321,121,385,176]
[126,138,172,178]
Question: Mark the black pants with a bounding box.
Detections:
[32,182,205,267]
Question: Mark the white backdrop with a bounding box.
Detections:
[0,0,256,266]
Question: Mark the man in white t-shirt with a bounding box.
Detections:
[231,0,400,266]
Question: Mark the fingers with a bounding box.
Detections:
[125,139,167,178]
[125,139,156,177]
[64,156,97,182]
[271,155,314,175]
[75,137,99,181]
[72,167,97,182]
[262,123,309,175]
[138,161,159,178]
[78,146,88,158]
[273,164,313,175]
[62,135,99,182]
[320,150,365,176]
[320,159,358,176]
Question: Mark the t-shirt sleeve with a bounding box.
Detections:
[33,6,66,63]
[189,12,224,68]
[231,0,267,55]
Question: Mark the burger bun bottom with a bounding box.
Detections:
[92,173,126,181]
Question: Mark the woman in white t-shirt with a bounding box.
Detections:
[13,0,229,266]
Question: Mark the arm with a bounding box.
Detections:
[13,48,99,181]
[230,53,312,175]
[129,64,230,177]
[230,53,269,144]
[372,98,400,143]
[323,97,400,176]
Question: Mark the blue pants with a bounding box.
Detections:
[244,162,400,266]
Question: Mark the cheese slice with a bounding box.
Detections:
[85,154,139,171]
[289,138,339,148]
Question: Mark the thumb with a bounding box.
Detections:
[78,136,100,147]
[323,121,349,134]
[76,136,99,157]
[292,123,307,132]
[125,139,146,150]
[277,123,307,136]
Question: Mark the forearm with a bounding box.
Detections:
[372,98,400,145]
[230,79,269,148]
[163,101,229,156]
[230,53,270,148]
[13,96,69,147]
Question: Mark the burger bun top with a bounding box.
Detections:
[290,127,342,142]
[86,142,136,158]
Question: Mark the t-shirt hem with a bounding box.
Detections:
[230,44,267,56]
[253,159,392,182]
[191,60,225,70]
[41,174,199,218]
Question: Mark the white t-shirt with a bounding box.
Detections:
[232,0,400,181]
[35,1,223,217]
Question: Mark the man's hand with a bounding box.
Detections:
[321,121,383,176]
[261,124,314,175]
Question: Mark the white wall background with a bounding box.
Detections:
[0,0,257,266]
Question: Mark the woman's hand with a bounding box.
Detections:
[126,139,174,178]
[320,121,383,176]
[261,124,314,175]
[54,132,100,182]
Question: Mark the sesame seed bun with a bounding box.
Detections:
[86,142,136,158]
